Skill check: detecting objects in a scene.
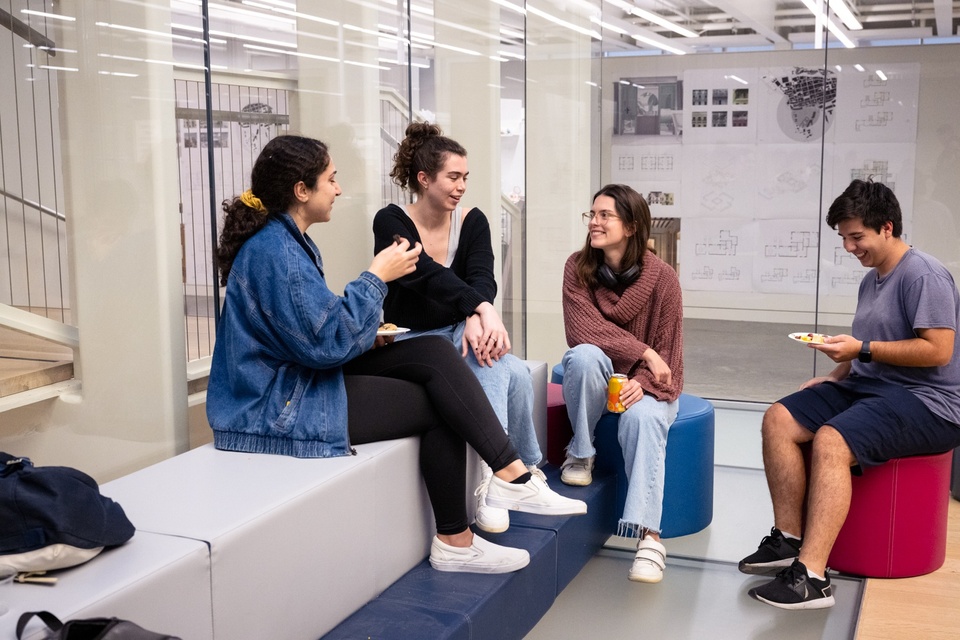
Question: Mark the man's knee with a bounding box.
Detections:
[761,403,811,444]
[811,426,856,466]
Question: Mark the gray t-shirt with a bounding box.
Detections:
[851,248,960,425]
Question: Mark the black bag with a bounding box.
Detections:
[16,611,182,640]
[0,453,135,572]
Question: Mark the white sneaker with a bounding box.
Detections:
[429,535,530,574]
[560,454,595,487]
[485,470,588,516]
[628,536,666,583]
[474,462,510,533]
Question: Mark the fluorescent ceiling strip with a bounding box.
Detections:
[241,1,339,26]
[800,0,856,48]
[490,0,526,16]
[21,9,75,21]
[603,0,697,38]
[828,0,862,30]
[527,5,601,40]
[243,43,387,69]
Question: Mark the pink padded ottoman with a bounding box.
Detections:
[828,450,953,578]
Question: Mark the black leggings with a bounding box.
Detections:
[343,335,518,535]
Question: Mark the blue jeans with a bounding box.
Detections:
[398,321,543,466]
[561,344,678,536]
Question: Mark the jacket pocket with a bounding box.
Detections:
[269,366,307,434]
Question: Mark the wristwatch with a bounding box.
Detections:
[857,340,872,363]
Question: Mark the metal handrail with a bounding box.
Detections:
[0,187,65,221]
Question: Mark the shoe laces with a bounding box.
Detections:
[474,474,492,499]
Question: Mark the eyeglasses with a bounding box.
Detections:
[581,210,621,226]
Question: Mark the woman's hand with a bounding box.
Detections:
[472,302,511,364]
[642,348,672,386]
[462,314,493,365]
[368,238,422,283]
[619,378,645,410]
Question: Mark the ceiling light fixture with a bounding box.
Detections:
[800,0,856,48]
[604,0,698,38]
[828,0,862,31]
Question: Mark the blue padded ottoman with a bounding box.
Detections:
[549,363,715,538]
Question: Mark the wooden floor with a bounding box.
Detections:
[856,497,960,639]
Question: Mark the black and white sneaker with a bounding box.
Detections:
[738,527,802,575]
[748,559,835,610]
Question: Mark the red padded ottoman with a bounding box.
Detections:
[828,450,952,578]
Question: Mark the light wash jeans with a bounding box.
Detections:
[561,344,678,537]
[397,321,543,466]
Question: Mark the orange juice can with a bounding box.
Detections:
[607,374,627,413]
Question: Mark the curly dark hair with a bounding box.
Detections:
[826,178,902,237]
[389,121,466,194]
[217,135,330,285]
[574,184,651,289]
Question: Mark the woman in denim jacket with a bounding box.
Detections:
[207,135,585,574]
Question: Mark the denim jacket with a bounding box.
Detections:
[206,213,387,457]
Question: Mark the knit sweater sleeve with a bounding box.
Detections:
[635,261,684,402]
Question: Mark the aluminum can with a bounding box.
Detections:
[607,374,627,413]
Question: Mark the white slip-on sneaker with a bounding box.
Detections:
[560,454,595,487]
[474,462,510,533]
[485,470,588,516]
[628,536,666,583]
[429,535,530,574]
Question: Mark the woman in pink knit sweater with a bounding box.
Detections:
[559,183,684,584]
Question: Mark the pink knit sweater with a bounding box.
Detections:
[562,251,684,402]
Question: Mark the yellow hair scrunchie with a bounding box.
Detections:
[240,189,267,214]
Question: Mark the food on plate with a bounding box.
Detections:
[798,333,825,344]
[379,322,398,332]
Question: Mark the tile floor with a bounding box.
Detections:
[526,402,865,639]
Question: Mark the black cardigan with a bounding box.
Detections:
[372,203,497,330]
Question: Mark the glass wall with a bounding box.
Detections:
[1,0,959,477]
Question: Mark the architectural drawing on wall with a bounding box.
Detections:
[691,266,714,280]
[692,89,708,105]
[851,160,896,190]
[700,190,735,212]
[718,267,741,281]
[834,63,919,144]
[692,112,707,127]
[713,89,728,105]
[695,229,739,256]
[760,267,788,283]
[793,269,817,284]
[764,230,818,258]
[855,112,893,132]
[713,112,728,127]
[833,246,860,266]
[619,156,634,171]
[733,111,748,127]
[762,66,837,141]
[641,154,674,171]
[647,191,674,205]
[758,163,820,202]
[733,88,749,104]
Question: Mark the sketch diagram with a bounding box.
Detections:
[833,246,861,266]
[640,154,674,171]
[851,160,895,190]
[764,230,818,258]
[691,266,714,280]
[861,91,890,108]
[760,267,788,283]
[647,191,674,205]
[758,164,820,200]
[695,229,739,256]
[700,191,735,212]
[832,271,865,288]
[855,112,893,132]
[763,67,837,141]
[718,267,742,281]
[618,156,634,171]
[793,269,817,284]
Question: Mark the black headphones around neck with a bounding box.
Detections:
[596,262,640,289]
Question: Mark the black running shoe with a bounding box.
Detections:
[748,559,835,610]
[738,527,802,575]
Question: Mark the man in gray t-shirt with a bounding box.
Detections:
[739,179,960,611]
